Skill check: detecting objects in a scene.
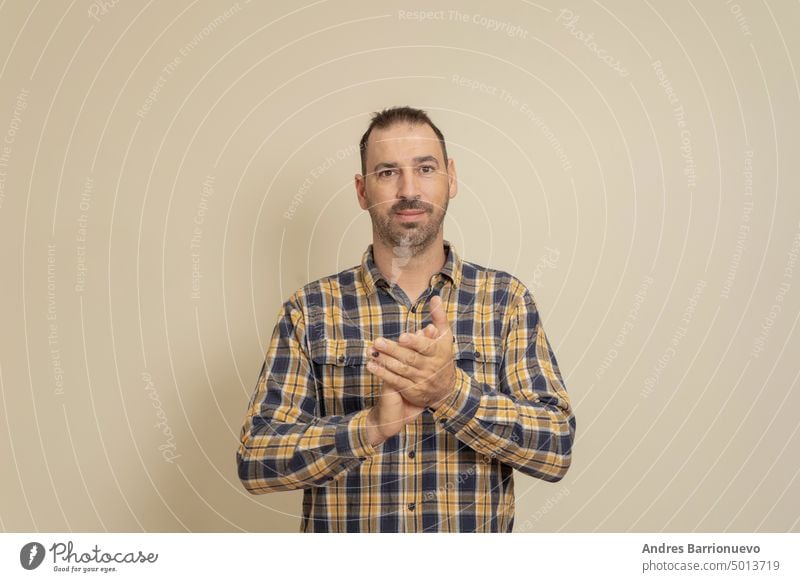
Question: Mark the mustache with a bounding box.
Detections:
[392,199,432,213]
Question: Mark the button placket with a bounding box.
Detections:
[402,407,421,530]
[403,292,428,531]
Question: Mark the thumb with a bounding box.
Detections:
[429,294,450,336]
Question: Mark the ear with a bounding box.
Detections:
[355,173,368,210]
[446,158,458,199]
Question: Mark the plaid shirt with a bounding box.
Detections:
[237,240,575,532]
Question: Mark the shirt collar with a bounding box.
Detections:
[360,239,463,295]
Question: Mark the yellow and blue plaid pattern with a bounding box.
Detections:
[237,241,575,532]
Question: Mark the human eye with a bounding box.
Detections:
[418,165,436,174]
[377,168,396,178]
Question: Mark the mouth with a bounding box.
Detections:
[394,209,426,222]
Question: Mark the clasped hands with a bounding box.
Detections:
[364,294,456,445]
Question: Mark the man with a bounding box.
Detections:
[236,106,575,532]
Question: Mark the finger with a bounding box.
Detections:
[417,322,448,357]
[367,360,428,407]
[429,295,450,336]
[397,330,436,356]
[366,359,413,390]
[372,351,426,384]
[372,337,421,365]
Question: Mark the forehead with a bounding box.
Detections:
[366,122,442,160]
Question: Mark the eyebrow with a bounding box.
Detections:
[372,155,440,172]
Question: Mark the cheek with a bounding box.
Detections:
[367,181,397,198]
[423,186,450,210]
[364,189,394,210]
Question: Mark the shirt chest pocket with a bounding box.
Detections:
[453,334,504,389]
[309,339,376,416]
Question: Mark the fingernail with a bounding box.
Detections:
[375,338,386,348]
[399,333,408,342]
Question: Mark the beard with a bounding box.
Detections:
[366,191,449,257]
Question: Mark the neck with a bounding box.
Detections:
[372,234,447,298]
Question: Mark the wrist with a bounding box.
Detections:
[430,376,456,410]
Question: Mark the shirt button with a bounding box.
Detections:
[407,502,416,511]
[408,450,416,459]
[337,355,345,363]
[474,351,481,359]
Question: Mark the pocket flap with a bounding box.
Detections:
[309,339,368,366]
[453,334,503,363]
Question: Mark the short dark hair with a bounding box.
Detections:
[359,106,448,176]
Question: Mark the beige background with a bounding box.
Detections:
[0,0,798,533]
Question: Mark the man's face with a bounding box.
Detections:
[356,122,457,254]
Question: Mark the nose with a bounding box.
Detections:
[397,167,418,200]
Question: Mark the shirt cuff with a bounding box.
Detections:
[334,408,379,461]
[431,367,482,432]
